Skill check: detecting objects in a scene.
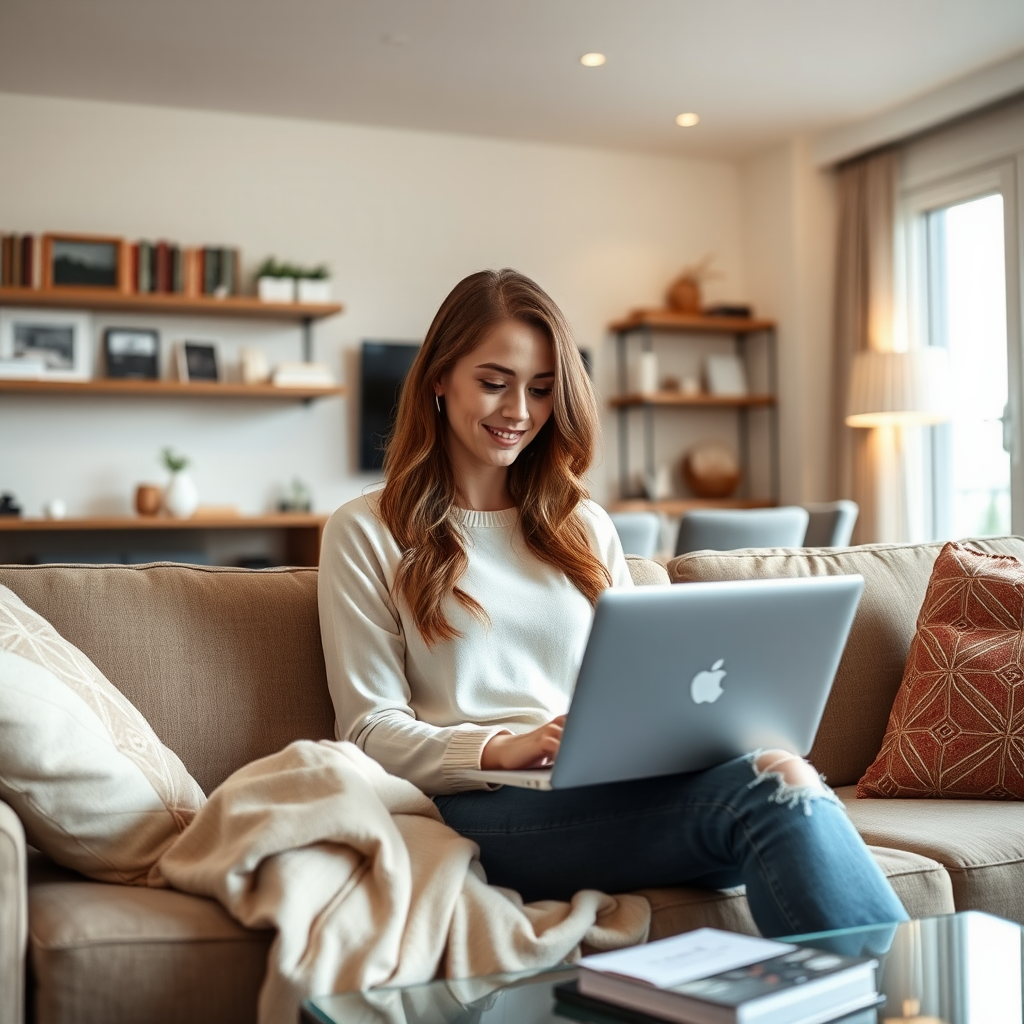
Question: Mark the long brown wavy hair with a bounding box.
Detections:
[377,269,610,645]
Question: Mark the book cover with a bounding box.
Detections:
[20,234,34,287]
[171,245,183,293]
[579,930,877,1024]
[137,241,152,293]
[555,981,882,1024]
[10,234,21,288]
[203,246,220,295]
[0,235,11,287]
[183,247,201,297]
[155,240,170,294]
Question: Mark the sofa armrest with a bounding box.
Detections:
[0,800,26,1024]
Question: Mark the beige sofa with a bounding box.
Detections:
[3,536,1024,1024]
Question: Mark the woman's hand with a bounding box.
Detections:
[480,716,566,771]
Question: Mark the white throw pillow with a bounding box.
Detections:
[0,583,205,885]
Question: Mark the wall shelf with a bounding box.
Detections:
[0,513,328,567]
[0,379,345,401]
[0,286,343,322]
[610,310,775,335]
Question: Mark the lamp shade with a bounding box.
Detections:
[845,348,952,427]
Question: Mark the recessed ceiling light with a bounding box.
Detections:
[675,112,700,128]
[580,52,606,67]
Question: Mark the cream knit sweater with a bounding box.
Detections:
[318,491,632,795]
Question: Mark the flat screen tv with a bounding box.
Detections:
[359,341,421,471]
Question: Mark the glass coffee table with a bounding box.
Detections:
[302,911,1024,1024]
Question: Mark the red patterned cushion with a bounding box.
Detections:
[858,541,1024,800]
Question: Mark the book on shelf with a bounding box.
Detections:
[570,928,879,1024]
[1,233,40,288]
[129,241,237,297]
[271,361,336,388]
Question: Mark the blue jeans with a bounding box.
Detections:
[434,755,908,938]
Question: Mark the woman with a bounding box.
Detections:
[318,268,907,937]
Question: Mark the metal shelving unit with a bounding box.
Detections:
[609,310,779,510]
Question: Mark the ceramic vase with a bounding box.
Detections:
[164,471,199,518]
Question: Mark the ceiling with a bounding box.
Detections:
[2,0,1024,158]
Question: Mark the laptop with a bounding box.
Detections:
[461,574,864,790]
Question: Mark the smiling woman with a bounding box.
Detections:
[434,320,555,509]
[316,268,908,935]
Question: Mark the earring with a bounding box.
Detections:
[435,394,442,414]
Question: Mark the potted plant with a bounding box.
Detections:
[256,258,297,304]
[161,447,199,518]
[296,264,331,304]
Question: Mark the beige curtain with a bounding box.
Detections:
[833,149,901,543]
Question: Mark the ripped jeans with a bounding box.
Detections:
[433,754,908,938]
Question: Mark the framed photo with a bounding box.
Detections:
[176,340,220,382]
[704,353,748,396]
[0,308,93,380]
[104,328,160,380]
[41,233,131,292]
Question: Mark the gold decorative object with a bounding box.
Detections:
[680,440,741,498]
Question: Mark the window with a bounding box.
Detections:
[903,161,1019,540]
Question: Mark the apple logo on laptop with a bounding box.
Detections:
[690,659,727,704]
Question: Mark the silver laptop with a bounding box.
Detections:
[461,575,864,790]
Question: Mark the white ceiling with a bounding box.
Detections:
[2,0,1024,158]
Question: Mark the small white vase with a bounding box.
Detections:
[164,471,199,518]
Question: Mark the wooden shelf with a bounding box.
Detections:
[610,309,775,334]
[0,286,342,321]
[610,391,775,409]
[610,498,776,515]
[0,378,345,400]
[0,513,328,565]
[0,513,327,532]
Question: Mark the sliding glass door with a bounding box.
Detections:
[906,163,1022,539]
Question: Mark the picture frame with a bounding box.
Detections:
[104,327,160,380]
[41,233,131,292]
[176,340,220,383]
[704,353,748,396]
[0,308,93,380]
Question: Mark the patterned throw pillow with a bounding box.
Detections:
[0,583,205,883]
[858,541,1024,799]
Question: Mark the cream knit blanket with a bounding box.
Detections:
[155,740,650,1023]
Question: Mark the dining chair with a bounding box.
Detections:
[674,506,810,557]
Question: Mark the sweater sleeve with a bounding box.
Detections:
[582,500,635,588]
[317,500,506,795]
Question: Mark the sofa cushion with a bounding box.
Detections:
[0,564,337,796]
[837,785,1024,923]
[860,542,1024,799]
[625,555,670,587]
[667,537,1024,786]
[0,584,205,885]
[28,862,271,1024]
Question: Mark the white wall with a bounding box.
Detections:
[0,92,746,541]
[740,138,838,504]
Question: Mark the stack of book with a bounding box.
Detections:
[132,242,240,297]
[0,234,39,287]
[557,928,880,1024]
[271,361,336,388]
